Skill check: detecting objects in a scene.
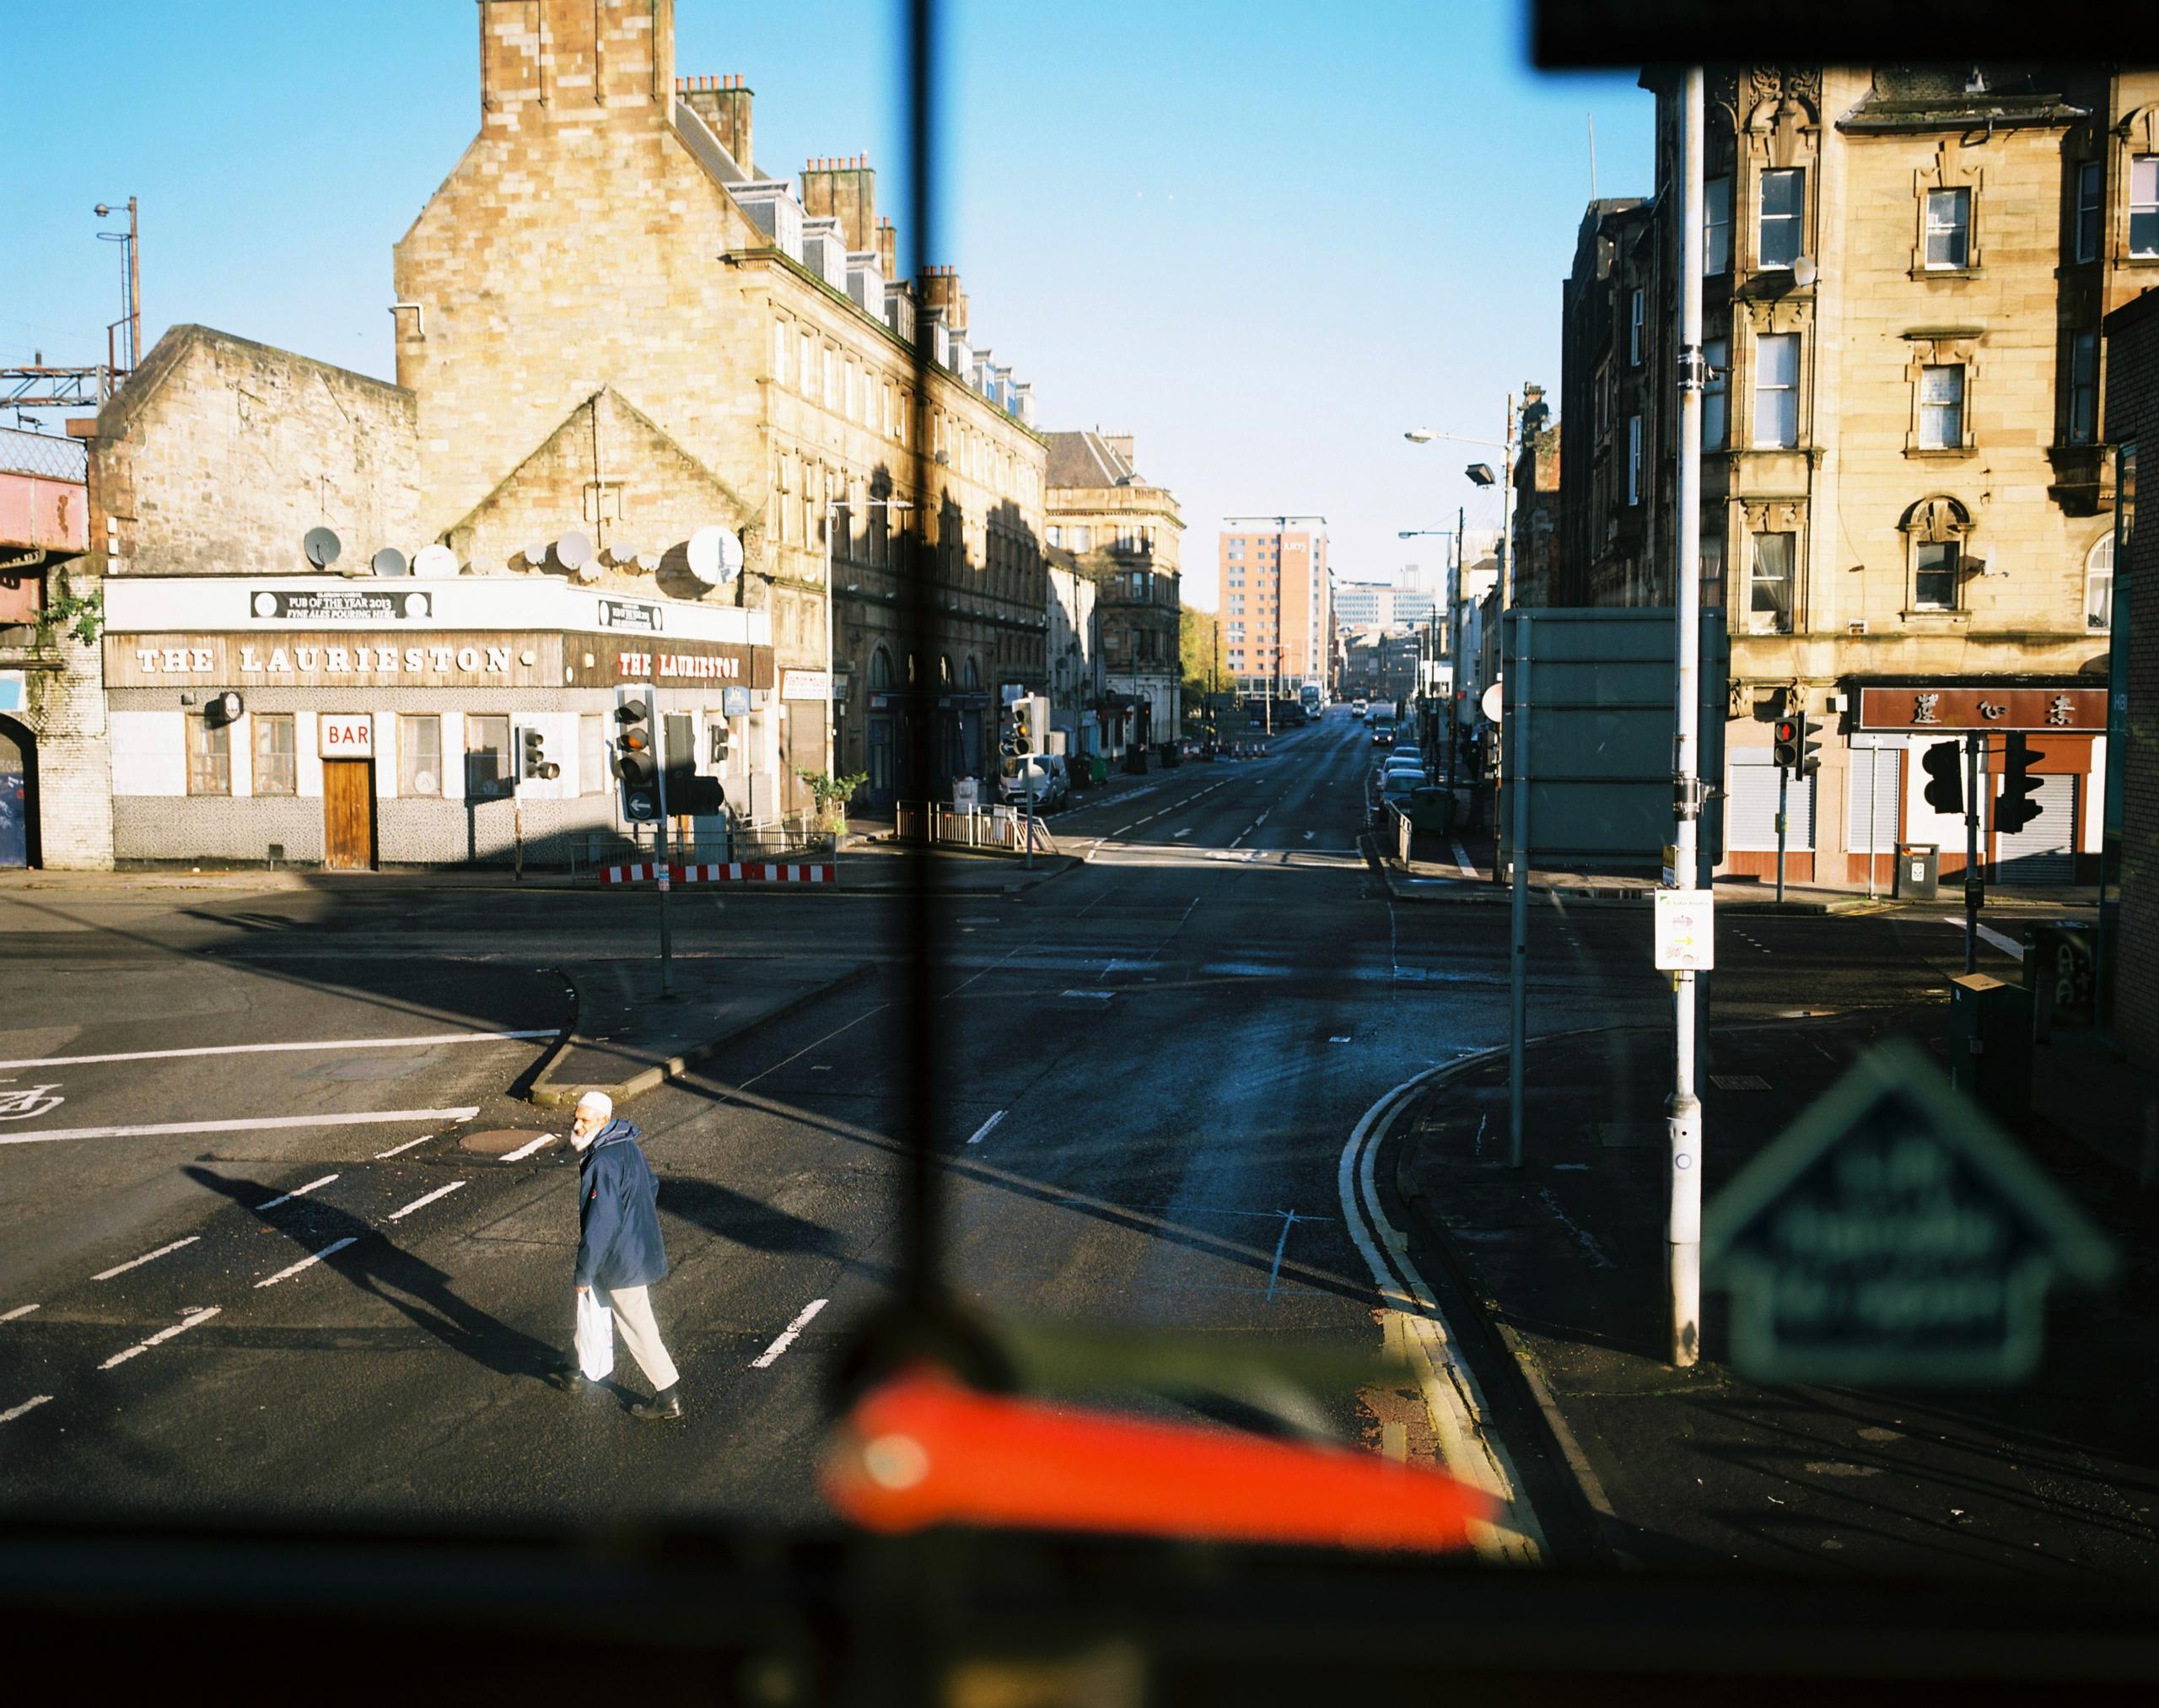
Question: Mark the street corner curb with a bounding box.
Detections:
[1001,855,1083,895]
[526,959,875,1108]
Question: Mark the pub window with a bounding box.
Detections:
[466,714,512,798]
[1748,531,1796,634]
[400,714,443,796]
[186,714,231,796]
[252,712,296,796]
[579,712,606,795]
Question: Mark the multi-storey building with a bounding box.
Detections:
[1219,519,1330,697]
[1045,432,1183,755]
[395,0,1049,813]
[1510,385,1564,608]
[1333,578,1437,632]
[1559,64,2152,886]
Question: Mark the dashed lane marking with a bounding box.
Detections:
[93,1237,200,1282]
[100,1306,220,1371]
[387,1180,466,1221]
[374,1133,437,1159]
[0,1107,483,1149]
[256,1173,337,1210]
[750,1297,829,1369]
[256,1237,359,1289]
[0,1031,557,1072]
[498,1134,557,1162]
[966,1110,1007,1146]
[0,1304,40,1322]
[0,1395,53,1425]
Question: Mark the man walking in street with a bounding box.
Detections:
[552,1091,683,1420]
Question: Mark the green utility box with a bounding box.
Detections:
[1946,972,2033,1121]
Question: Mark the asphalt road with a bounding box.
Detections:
[0,711,2024,1544]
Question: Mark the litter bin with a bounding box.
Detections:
[1160,741,1182,769]
[1946,972,2032,1120]
[1897,841,1940,901]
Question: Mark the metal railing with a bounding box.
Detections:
[566,823,838,878]
[894,802,1056,856]
[0,426,88,482]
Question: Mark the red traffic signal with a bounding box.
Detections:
[1996,734,2043,834]
[1773,718,1801,769]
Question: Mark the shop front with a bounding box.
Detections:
[102,577,775,869]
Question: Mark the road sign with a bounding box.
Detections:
[1652,889,1714,971]
[1479,680,1504,723]
[1704,1041,2116,1387]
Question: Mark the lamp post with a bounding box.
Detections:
[94,197,140,380]
[826,495,913,796]
[1399,527,1457,789]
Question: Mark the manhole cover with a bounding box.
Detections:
[460,1129,552,1155]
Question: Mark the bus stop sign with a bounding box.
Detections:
[1704,1042,2115,1387]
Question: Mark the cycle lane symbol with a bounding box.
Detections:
[0,1080,65,1122]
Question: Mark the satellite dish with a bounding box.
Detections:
[574,558,604,584]
[525,541,551,568]
[686,525,743,586]
[555,531,593,570]
[303,527,342,568]
[412,543,457,579]
[634,549,660,574]
[372,547,410,577]
[1480,680,1505,724]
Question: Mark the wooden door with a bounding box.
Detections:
[322,759,374,870]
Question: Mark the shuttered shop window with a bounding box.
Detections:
[1726,750,1812,850]
[1844,741,1903,853]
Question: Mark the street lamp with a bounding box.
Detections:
[826,495,913,788]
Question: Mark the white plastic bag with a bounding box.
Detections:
[575,1286,615,1382]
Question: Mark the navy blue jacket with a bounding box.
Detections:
[574,1121,668,1290]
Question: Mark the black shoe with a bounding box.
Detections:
[544,1355,586,1390]
[630,1387,683,1421]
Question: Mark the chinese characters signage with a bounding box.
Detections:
[1855,685,2105,733]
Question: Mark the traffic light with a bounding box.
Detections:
[709,721,730,765]
[1773,715,1801,771]
[1920,737,1964,816]
[614,687,660,821]
[663,713,697,810]
[1996,734,2043,834]
[520,726,559,783]
[1012,699,1034,756]
[1798,715,1822,778]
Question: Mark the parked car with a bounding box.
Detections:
[1372,768,1428,824]
[998,753,1069,811]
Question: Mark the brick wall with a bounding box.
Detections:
[2104,287,2159,1070]
[10,576,115,868]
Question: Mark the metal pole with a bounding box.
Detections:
[127,197,140,372]
[1668,65,1707,1368]
[1025,767,1035,871]
[1774,762,1789,906]
[656,714,675,999]
[1508,615,1530,1170]
[1866,738,1881,902]
[824,500,837,786]
[1965,731,1983,973]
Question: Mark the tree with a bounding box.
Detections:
[1179,606,1220,725]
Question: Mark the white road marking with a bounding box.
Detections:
[1,1304,40,1322]
[1059,989,1116,999]
[0,1395,53,1425]
[1303,830,1315,841]
[0,1031,557,1072]
[387,1180,466,1221]
[100,1305,220,1371]
[0,1107,483,1149]
[1450,838,1478,878]
[498,1134,556,1162]
[750,1296,829,1369]
[374,1133,437,1159]
[736,1003,891,1091]
[1338,1070,1544,1566]
[966,1110,1007,1146]
[255,1237,359,1288]
[1172,827,1192,838]
[1933,916,2026,961]
[93,1237,200,1281]
[256,1173,338,1210]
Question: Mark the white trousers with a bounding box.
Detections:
[587,1284,679,1392]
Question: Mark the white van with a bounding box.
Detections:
[997,753,1069,811]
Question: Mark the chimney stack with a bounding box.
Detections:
[676,72,754,170]
[483,0,675,125]
[800,153,876,252]
[916,265,968,333]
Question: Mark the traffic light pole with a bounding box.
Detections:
[1774,762,1788,906]
[1964,732,1983,975]
[656,718,675,999]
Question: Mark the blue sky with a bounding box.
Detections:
[1,1,1651,609]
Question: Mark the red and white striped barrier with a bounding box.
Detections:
[601,862,837,886]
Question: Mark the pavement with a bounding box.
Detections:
[1386,1010,2159,1580]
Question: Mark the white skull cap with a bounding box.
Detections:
[575,1091,614,1123]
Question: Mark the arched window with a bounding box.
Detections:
[963,657,980,691]
[869,648,892,690]
[2087,532,2115,632]
[1898,494,1973,614]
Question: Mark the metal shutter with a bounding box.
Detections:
[1995,774,2076,885]
[1726,752,1813,851]
[1844,741,1903,853]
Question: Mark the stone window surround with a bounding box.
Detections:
[1898,493,1977,620]
[1903,331,1983,457]
[1909,143,1986,277]
[1738,496,1806,635]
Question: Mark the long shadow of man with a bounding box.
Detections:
[185,1166,557,1382]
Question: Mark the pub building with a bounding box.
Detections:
[103,574,777,870]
